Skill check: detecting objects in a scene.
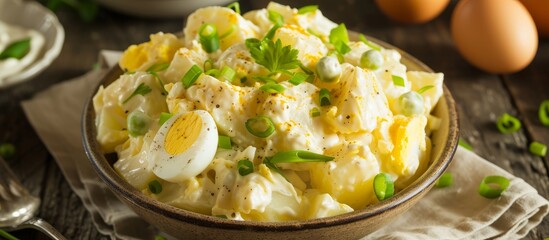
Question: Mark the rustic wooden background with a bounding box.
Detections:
[1,0,548,239]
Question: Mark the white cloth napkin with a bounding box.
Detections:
[21,51,549,240]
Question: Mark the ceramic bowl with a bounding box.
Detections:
[95,0,235,18]
[82,33,459,239]
[0,0,64,88]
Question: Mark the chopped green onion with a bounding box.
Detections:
[307,28,323,39]
[218,135,232,149]
[148,180,163,194]
[264,24,281,40]
[260,82,285,93]
[219,25,236,39]
[123,83,152,104]
[319,88,331,106]
[127,111,151,137]
[0,229,19,240]
[205,69,220,77]
[529,141,547,157]
[0,143,15,159]
[435,173,453,188]
[146,62,169,73]
[203,59,215,72]
[329,24,351,55]
[226,2,240,14]
[298,62,314,75]
[0,38,31,60]
[199,24,220,53]
[399,91,424,116]
[245,116,275,138]
[219,66,236,82]
[310,107,321,117]
[496,113,521,134]
[154,235,167,240]
[360,50,383,70]
[358,34,382,51]
[263,157,287,180]
[417,85,434,94]
[459,138,473,151]
[237,159,254,176]
[539,100,549,127]
[478,175,510,199]
[316,56,341,82]
[333,40,351,55]
[268,150,334,163]
[329,24,349,45]
[268,10,284,26]
[298,5,318,14]
[392,75,405,87]
[182,64,203,88]
[159,112,173,125]
[374,173,394,201]
[288,72,309,85]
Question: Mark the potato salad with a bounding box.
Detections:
[92,2,444,221]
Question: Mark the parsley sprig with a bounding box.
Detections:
[245,38,300,74]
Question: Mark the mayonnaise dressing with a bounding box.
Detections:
[0,21,45,81]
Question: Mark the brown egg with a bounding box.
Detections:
[375,0,450,24]
[451,0,538,74]
[519,0,549,38]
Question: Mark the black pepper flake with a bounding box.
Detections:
[346,115,350,119]
[216,104,220,108]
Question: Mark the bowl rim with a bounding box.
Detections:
[0,0,65,88]
[82,33,459,231]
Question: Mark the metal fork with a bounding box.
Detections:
[0,156,66,239]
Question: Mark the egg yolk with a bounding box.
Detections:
[164,113,202,155]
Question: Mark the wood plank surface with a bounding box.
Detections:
[0,0,548,239]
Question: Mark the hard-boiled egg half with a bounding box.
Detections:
[150,110,218,182]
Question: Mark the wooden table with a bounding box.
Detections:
[1,0,548,239]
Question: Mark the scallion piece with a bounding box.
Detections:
[333,40,351,55]
[0,38,31,60]
[358,34,381,51]
[539,100,549,127]
[478,175,510,199]
[146,62,169,73]
[496,113,521,134]
[127,111,151,137]
[182,64,203,88]
[0,229,19,240]
[298,5,318,14]
[219,25,236,39]
[459,138,473,151]
[203,59,215,72]
[374,173,394,201]
[0,143,15,159]
[245,116,275,138]
[237,159,254,176]
[329,24,349,45]
[263,157,287,180]
[310,107,320,117]
[219,66,236,82]
[148,180,163,194]
[268,150,334,163]
[123,83,152,104]
[319,88,331,106]
[268,10,284,26]
[218,135,232,149]
[199,24,220,53]
[226,2,240,14]
[288,72,309,85]
[435,172,453,188]
[529,141,547,157]
[392,75,405,87]
[159,112,173,126]
[417,85,434,94]
[260,82,285,93]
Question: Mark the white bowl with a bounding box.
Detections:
[95,0,235,18]
[0,0,64,88]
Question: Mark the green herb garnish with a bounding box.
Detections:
[0,38,31,60]
[123,83,152,104]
